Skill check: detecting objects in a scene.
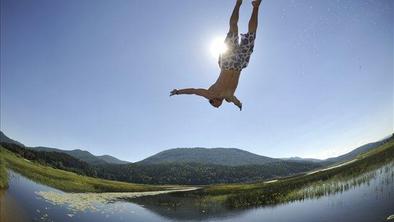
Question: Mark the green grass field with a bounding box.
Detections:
[0,155,7,189]
[0,146,172,193]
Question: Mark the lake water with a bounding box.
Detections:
[1,163,393,222]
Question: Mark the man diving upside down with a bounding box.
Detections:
[170,0,262,111]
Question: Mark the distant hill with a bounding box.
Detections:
[0,131,129,165]
[32,147,129,165]
[281,157,323,163]
[97,155,130,165]
[324,136,393,164]
[279,136,394,165]
[138,148,279,166]
[33,147,106,165]
[0,131,25,147]
[1,143,97,177]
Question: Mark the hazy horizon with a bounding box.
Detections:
[1,129,392,162]
[1,0,392,162]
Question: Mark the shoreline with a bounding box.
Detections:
[36,186,201,212]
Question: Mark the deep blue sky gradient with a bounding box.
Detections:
[1,0,393,161]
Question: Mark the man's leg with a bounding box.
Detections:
[229,0,242,33]
[248,0,262,33]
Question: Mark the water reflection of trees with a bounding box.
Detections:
[130,192,248,221]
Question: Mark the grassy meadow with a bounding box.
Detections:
[0,155,7,189]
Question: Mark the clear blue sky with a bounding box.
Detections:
[1,0,392,162]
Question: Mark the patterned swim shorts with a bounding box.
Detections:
[218,32,256,71]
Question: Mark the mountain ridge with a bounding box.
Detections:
[1,131,392,185]
[97,155,130,165]
[324,137,392,164]
[32,146,130,165]
[1,130,392,167]
[137,147,279,166]
[280,157,323,163]
[0,131,129,165]
[0,131,25,147]
[33,147,108,165]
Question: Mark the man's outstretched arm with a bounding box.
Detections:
[227,95,243,111]
[170,88,213,99]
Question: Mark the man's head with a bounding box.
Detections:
[209,98,223,108]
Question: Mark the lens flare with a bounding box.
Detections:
[209,37,228,58]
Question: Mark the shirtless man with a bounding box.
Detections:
[170,0,261,111]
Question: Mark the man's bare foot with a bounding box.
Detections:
[252,0,261,7]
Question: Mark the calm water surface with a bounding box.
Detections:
[1,163,393,222]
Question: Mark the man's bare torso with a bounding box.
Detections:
[208,69,241,100]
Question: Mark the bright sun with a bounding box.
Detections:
[209,37,228,58]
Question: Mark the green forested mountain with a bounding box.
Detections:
[33,147,108,165]
[96,155,130,165]
[32,147,130,165]
[0,131,25,147]
[2,143,97,177]
[280,157,323,163]
[138,147,278,166]
[0,131,129,165]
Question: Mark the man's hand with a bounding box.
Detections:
[170,89,178,96]
[236,102,242,111]
[227,95,242,111]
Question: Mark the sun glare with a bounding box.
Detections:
[209,37,228,58]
